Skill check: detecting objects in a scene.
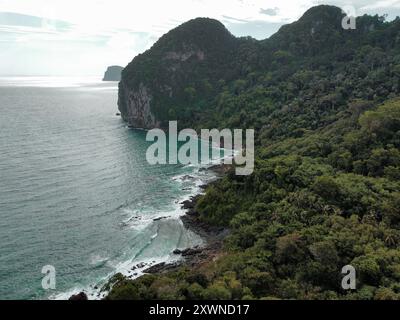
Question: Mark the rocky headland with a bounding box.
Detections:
[103,65,123,81]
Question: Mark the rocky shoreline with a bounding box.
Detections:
[143,203,228,275]
[68,164,230,300]
[142,164,231,275]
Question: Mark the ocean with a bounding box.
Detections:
[0,77,219,300]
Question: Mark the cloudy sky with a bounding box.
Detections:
[0,0,399,76]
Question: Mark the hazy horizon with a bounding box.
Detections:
[1,0,400,76]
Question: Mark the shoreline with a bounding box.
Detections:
[142,164,230,275]
[68,164,231,300]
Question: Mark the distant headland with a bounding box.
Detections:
[103,65,123,81]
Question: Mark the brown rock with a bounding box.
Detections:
[69,292,88,301]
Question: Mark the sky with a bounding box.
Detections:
[0,0,400,76]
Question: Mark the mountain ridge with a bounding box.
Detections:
[118,5,400,131]
[118,17,240,128]
[105,5,400,300]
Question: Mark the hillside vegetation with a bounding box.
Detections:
[110,5,400,300]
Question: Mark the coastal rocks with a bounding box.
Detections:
[180,195,201,214]
[143,262,181,274]
[153,216,170,222]
[131,262,147,271]
[173,246,203,257]
[68,292,88,301]
[180,199,195,210]
[198,164,233,177]
[208,164,233,176]
[180,200,194,210]
[172,174,195,183]
[180,175,195,181]
[180,210,228,243]
[118,82,160,129]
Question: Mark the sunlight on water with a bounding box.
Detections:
[0,76,109,88]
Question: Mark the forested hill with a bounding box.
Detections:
[119,5,400,134]
[109,5,400,300]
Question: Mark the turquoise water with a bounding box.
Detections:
[0,77,217,300]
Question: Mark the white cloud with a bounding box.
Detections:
[0,0,399,75]
[0,0,317,31]
[361,0,400,10]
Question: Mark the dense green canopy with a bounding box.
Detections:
[110,5,400,300]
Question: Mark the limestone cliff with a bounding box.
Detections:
[118,82,160,128]
[117,18,239,129]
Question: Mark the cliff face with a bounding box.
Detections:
[117,47,208,129]
[117,17,239,129]
[103,66,123,81]
[118,81,160,128]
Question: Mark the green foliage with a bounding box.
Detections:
[110,5,400,301]
[203,283,232,300]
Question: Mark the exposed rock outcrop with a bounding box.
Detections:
[118,82,160,128]
[103,65,123,81]
[69,292,88,301]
